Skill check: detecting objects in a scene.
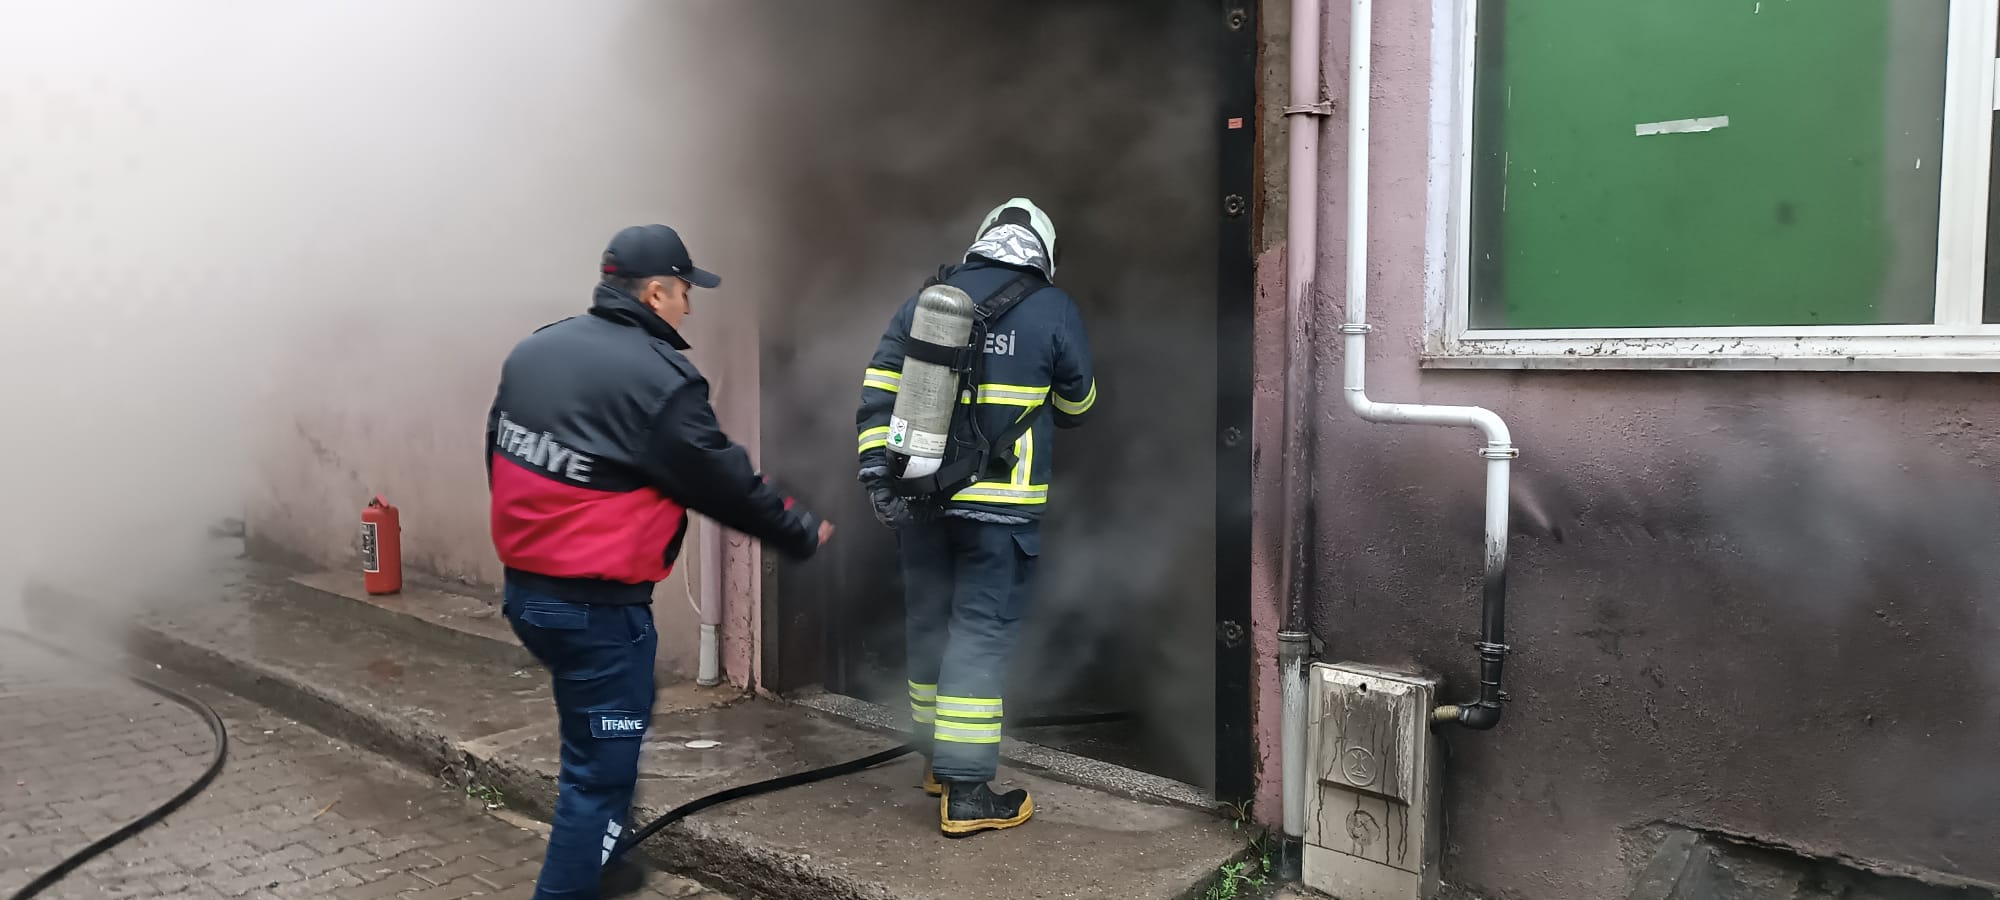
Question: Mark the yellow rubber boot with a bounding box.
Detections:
[939,781,1034,837]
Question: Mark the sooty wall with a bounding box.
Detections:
[740,1,1223,788]
[1248,1,2000,893]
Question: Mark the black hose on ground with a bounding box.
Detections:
[0,623,1130,885]
[610,709,1132,864]
[0,627,230,900]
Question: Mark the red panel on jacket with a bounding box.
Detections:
[489,454,686,585]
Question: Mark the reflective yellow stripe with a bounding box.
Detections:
[951,482,1048,505]
[935,720,1002,733]
[863,368,902,393]
[959,383,1049,407]
[911,681,938,724]
[934,721,1004,744]
[981,382,1045,393]
[934,696,1003,717]
[1004,404,1036,486]
[935,696,1001,707]
[1013,430,1032,487]
[1054,380,1097,416]
[859,426,890,454]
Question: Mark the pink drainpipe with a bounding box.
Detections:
[1277,0,1330,843]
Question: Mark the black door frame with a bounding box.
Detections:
[1212,0,1259,808]
[760,1,1262,807]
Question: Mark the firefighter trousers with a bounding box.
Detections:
[503,582,656,900]
[900,518,1041,783]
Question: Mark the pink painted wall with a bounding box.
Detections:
[246,278,750,684]
[229,4,779,686]
[1254,2,2000,896]
[1249,242,1290,837]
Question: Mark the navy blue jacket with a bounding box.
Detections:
[855,260,1098,520]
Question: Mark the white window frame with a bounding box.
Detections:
[1424,0,2000,372]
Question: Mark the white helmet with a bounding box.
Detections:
[966,197,1058,280]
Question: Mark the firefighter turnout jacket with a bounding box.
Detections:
[856,259,1098,519]
[488,284,822,606]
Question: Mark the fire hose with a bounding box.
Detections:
[0,624,1127,893]
[0,626,230,900]
[608,710,1130,864]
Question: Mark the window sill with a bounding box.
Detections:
[1422,333,2000,372]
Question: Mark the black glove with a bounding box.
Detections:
[860,469,911,530]
[866,480,912,530]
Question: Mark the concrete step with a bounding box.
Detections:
[284,569,534,670]
[27,556,1250,900]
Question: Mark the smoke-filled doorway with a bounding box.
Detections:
[751,2,1228,792]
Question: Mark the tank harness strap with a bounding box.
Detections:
[901,338,966,368]
[891,272,1049,500]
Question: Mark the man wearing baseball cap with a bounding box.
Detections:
[486,223,833,898]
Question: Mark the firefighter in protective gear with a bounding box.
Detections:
[855,198,1098,836]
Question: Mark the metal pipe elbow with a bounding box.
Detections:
[1432,701,1504,730]
[1456,701,1505,731]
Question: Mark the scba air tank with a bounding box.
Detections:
[889,284,976,479]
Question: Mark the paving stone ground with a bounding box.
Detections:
[0,631,728,899]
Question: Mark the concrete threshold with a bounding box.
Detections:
[26,557,1248,900]
[791,691,1216,813]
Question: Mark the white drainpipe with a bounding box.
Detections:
[1338,0,1517,729]
[696,517,723,687]
[1277,0,1522,844]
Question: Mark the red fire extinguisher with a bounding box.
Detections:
[361,496,402,595]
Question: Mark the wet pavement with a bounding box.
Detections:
[498,701,1236,900]
[26,556,1249,899]
[0,629,726,899]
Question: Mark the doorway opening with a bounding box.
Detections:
[753,0,1255,799]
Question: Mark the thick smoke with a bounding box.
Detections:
[0,0,1222,786]
[0,0,749,658]
[0,1,274,629]
[744,2,1222,786]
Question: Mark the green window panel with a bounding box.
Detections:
[1470,0,1952,330]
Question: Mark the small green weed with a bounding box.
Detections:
[466,781,505,809]
[442,761,506,809]
[1205,856,1270,900]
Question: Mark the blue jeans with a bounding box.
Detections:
[503,583,657,900]
[900,519,1040,782]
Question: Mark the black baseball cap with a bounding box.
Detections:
[600,224,721,289]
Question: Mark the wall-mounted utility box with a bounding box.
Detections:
[1303,663,1442,900]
